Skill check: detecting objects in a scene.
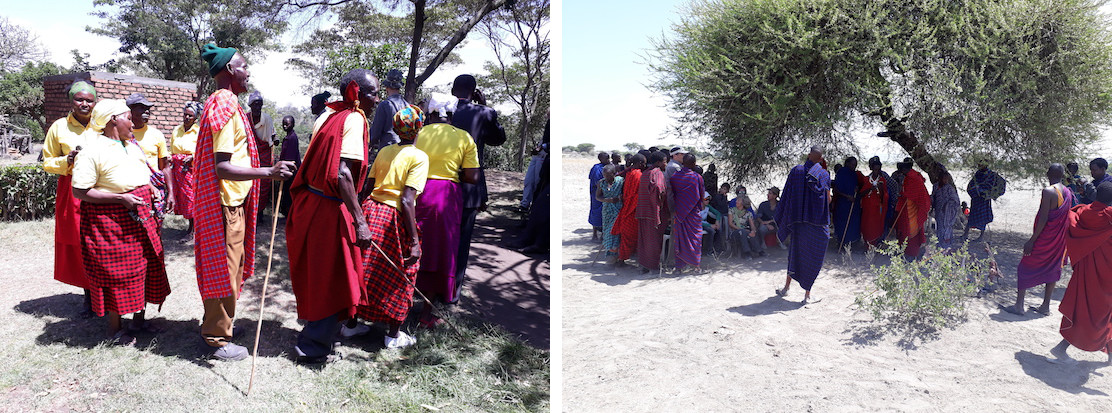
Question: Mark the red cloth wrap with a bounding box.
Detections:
[285,106,369,322]
[613,168,641,261]
[193,89,259,301]
[80,186,170,316]
[170,154,194,219]
[1059,202,1112,353]
[54,175,89,289]
[357,199,420,325]
[896,170,931,256]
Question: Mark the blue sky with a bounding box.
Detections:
[562,0,690,151]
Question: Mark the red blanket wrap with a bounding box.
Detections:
[1059,202,1112,353]
[80,186,170,316]
[357,199,420,325]
[193,89,259,300]
[286,106,369,322]
[54,175,89,289]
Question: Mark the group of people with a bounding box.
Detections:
[41,42,512,364]
[587,144,1112,364]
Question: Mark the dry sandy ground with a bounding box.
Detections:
[562,157,1110,411]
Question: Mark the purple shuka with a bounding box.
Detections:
[671,167,704,269]
[775,161,830,291]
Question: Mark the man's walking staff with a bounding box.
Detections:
[247,185,282,396]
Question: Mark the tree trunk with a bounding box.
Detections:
[889,131,943,185]
[404,0,427,103]
[516,111,530,171]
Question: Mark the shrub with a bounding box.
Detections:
[856,237,991,327]
[0,164,57,221]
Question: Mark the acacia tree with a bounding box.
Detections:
[0,16,48,73]
[91,0,291,96]
[649,0,1112,182]
[478,0,550,170]
[289,0,515,102]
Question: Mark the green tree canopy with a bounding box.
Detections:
[649,0,1112,181]
[90,0,291,96]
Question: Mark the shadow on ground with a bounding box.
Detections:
[1014,350,1108,396]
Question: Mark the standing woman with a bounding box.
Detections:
[595,164,623,264]
[71,99,170,345]
[932,170,961,250]
[42,81,96,315]
[860,157,889,246]
[170,102,201,239]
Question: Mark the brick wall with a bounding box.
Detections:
[43,72,198,135]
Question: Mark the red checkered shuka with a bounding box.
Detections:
[170,153,194,219]
[80,185,170,317]
[357,199,421,325]
[193,89,260,301]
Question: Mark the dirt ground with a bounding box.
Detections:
[561,157,1110,411]
[0,168,549,411]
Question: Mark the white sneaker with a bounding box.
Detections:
[384,331,417,349]
[340,323,371,338]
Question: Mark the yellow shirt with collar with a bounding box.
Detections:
[212,114,254,207]
[71,134,152,194]
[170,123,199,155]
[369,143,429,210]
[132,124,168,169]
[41,114,91,176]
[414,123,479,183]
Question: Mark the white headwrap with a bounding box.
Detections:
[89,99,130,133]
[426,92,457,118]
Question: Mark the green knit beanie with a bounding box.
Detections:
[200,43,238,77]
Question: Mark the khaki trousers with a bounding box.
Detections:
[201,205,245,347]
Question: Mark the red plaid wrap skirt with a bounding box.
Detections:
[170,154,194,219]
[356,199,420,325]
[80,186,170,317]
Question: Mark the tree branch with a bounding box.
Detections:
[410,0,510,89]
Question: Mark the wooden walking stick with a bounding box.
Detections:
[367,239,464,336]
[247,185,282,396]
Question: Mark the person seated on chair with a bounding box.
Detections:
[730,197,766,259]
[701,191,725,254]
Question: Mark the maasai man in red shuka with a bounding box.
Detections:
[1005,164,1074,317]
[895,160,931,258]
[1049,181,1112,366]
[636,151,670,272]
[670,153,705,272]
[42,80,96,316]
[860,156,889,246]
[355,104,429,349]
[72,99,170,346]
[286,69,378,364]
[612,153,645,263]
[193,44,297,361]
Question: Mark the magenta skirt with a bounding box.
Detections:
[415,179,463,302]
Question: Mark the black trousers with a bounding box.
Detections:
[295,312,343,358]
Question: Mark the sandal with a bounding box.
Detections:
[775,288,788,297]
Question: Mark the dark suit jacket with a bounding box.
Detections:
[451,99,507,208]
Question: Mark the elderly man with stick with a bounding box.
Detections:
[285,69,379,364]
[192,43,296,361]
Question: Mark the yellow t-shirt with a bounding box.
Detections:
[414,123,479,182]
[312,107,368,161]
[132,124,168,169]
[170,123,199,155]
[369,144,429,210]
[41,114,91,176]
[71,134,152,194]
[212,115,254,207]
